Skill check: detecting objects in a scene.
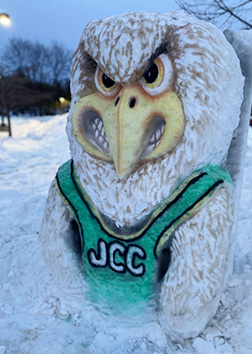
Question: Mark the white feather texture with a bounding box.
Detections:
[159,187,234,339]
[39,11,245,338]
[67,11,244,227]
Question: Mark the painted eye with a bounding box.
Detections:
[143,62,160,85]
[95,66,121,97]
[141,54,173,96]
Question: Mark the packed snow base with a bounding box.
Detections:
[0,115,251,353]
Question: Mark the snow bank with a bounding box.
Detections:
[0,114,251,353]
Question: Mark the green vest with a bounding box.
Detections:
[56,160,232,316]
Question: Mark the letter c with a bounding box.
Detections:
[109,242,126,273]
[126,246,146,276]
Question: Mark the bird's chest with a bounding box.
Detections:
[81,219,158,315]
[56,160,231,315]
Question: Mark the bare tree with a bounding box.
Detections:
[27,42,49,83]
[176,0,252,29]
[0,68,55,135]
[1,38,33,74]
[46,41,72,86]
[1,38,72,86]
[0,38,72,122]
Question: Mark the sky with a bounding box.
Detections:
[0,0,179,54]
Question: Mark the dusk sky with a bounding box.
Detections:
[0,0,179,54]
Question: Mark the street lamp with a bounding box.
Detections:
[0,13,12,136]
[59,97,66,104]
[0,13,11,27]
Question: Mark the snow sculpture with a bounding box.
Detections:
[40,12,245,338]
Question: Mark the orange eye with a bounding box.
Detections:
[141,54,173,96]
[95,66,121,97]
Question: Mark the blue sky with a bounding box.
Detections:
[0,0,179,54]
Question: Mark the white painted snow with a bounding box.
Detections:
[69,11,244,229]
[0,114,251,353]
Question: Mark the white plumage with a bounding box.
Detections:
[40,11,244,338]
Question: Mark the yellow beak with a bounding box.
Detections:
[72,86,185,178]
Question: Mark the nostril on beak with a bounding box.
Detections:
[129,97,137,109]
[114,96,120,107]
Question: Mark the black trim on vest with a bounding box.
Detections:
[56,173,85,251]
[57,160,224,260]
[153,179,224,257]
[68,160,212,245]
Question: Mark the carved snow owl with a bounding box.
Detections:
[40,11,244,338]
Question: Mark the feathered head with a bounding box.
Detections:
[66,11,244,227]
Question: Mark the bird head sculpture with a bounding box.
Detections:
[71,52,184,178]
[40,11,245,338]
[66,11,243,229]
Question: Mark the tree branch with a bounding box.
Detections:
[176,0,252,29]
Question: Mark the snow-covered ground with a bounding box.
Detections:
[0,115,251,354]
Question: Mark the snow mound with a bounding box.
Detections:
[0,115,251,353]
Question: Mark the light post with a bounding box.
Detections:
[59,97,70,113]
[0,13,11,27]
[0,13,12,136]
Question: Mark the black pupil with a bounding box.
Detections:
[102,73,115,89]
[144,63,159,84]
